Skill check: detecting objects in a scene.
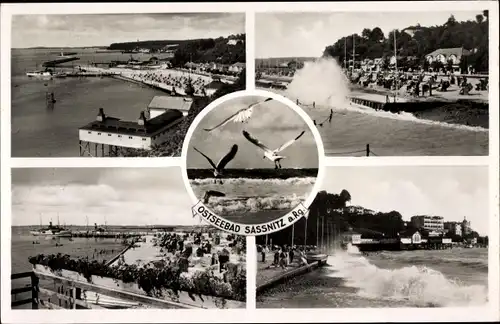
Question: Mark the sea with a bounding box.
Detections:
[11,226,126,308]
[257,246,488,308]
[189,176,316,224]
[11,48,168,157]
[260,58,488,156]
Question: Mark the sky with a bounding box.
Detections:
[11,167,198,226]
[11,13,245,48]
[256,11,485,58]
[186,96,319,169]
[322,166,489,236]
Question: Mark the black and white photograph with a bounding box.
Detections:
[11,13,246,158]
[10,167,246,310]
[185,94,320,227]
[255,11,490,156]
[255,166,489,308]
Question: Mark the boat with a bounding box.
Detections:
[30,221,72,237]
[26,70,53,78]
[54,72,67,78]
[305,251,328,265]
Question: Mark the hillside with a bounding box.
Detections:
[323,11,489,72]
[108,34,246,67]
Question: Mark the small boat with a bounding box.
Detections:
[305,251,328,265]
[54,72,67,78]
[26,70,53,78]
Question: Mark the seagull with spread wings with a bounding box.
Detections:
[242,130,305,169]
[203,97,274,132]
[193,144,238,184]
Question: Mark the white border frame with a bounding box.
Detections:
[180,89,325,235]
[1,1,499,323]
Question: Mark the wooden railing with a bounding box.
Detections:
[11,270,197,310]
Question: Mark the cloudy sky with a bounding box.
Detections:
[256,11,485,58]
[186,96,319,169]
[323,166,489,235]
[12,167,198,226]
[12,13,245,48]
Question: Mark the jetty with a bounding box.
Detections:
[256,254,327,294]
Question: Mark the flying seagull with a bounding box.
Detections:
[242,130,305,169]
[203,98,274,132]
[202,190,226,204]
[193,144,238,184]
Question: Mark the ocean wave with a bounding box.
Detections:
[326,245,488,307]
[335,102,488,133]
[374,251,488,272]
[205,194,306,214]
[190,177,317,186]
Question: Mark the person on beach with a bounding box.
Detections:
[289,248,295,264]
[273,248,280,267]
[279,249,287,270]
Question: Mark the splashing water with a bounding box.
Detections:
[286,57,350,108]
[326,245,488,307]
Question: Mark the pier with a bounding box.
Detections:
[257,258,326,294]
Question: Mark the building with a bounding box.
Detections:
[228,62,245,74]
[146,96,194,119]
[462,216,472,235]
[410,215,444,232]
[399,229,423,245]
[341,230,362,245]
[444,221,462,236]
[425,47,471,72]
[78,107,184,154]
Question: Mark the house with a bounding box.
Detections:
[444,221,462,236]
[399,229,422,245]
[228,62,245,74]
[227,39,239,46]
[425,47,471,72]
[341,230,362,245]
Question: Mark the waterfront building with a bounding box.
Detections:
[399,229,422,245]
[410,215,444,232]
[424,47,471,73]
[444,221,463,236]
[78,107,184,156]
[146,96,194,119]
[341,230,362,245]
[462,216,472,235]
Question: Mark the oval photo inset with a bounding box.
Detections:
[182,90,324,236]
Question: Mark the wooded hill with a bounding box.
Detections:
[323,11,489,72]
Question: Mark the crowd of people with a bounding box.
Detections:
[152,231,245,280]
[256,244,310,270]
[126,71,212,96]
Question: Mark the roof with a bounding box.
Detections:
[426,47,471,58]
[399,229,420,238]
[80,109,183,136]
[231,62,246,68]
[148,96,194,113]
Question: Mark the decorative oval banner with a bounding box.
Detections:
[181,89,325,236]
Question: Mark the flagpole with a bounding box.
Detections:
[304,217,308,248]
[394,30,398,102]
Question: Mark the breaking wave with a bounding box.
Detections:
[189,177,317,186]
[326,245,488,307]
[205,194,306,214]
[279,58,487,133]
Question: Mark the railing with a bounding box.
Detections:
[11,270,197,310]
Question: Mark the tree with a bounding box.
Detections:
[370,27,385,43]
[476,14,484,24]
[483,10,488,20]
[339,189,352,205]
[446,59,454,72]
[362,28,372,39]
